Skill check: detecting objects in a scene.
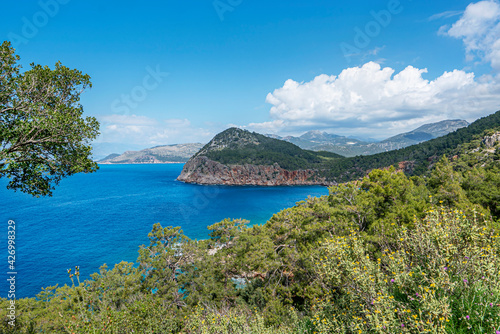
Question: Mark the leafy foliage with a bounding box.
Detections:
[0,41,99,196]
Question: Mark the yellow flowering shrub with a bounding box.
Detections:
[313,208,500,333]
[185,305,295,334]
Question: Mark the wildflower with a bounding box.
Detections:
[465,315,470,320]
[444,267,447,270]
[391,279,395,283]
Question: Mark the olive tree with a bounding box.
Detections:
[0,41,99,196]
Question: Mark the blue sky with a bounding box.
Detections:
[2,0,500,156]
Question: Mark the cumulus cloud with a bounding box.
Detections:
[96,115,214,146]
[252,62,500,137]
[249,1,500,138]
[442,0,500,69]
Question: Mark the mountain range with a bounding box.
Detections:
[268,119,469,157]
[97,119,469,164]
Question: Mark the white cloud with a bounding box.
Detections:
[442,0,500,69]
[96,114,214,146]
[252,62,500,138]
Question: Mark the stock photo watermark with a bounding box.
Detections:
[213,0,243,21]
[179,186,221,225]
[340,0,407,63]
[110,65,169,115]
[6,220,17,327]
[7,0,71,49]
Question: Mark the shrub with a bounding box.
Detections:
[313,207,500,333]
[185,304,296,334]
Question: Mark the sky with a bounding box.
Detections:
[2,0,500,157]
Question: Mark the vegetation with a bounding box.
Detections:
[2,126,500,333]
[0,41,99,197]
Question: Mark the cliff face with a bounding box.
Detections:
[177,156,332,186]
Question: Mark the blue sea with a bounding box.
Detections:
[0,164,329,298]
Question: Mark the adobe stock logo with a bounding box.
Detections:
[110,65,169,115]
[213,0,243,21]
[340,0,406,63]
[8,0,71,49]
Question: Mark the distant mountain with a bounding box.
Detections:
[99,143,204,164]
[299,130,341,142]
[100,153,121,161]
[268,119,469,157]
[178,111,500,185]
[91,142,146,161]
[379,119,470,149]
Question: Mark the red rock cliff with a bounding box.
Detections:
[177,156,333,186]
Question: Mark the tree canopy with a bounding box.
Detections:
[0,41,99,196]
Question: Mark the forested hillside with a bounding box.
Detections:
[195,127,343,171]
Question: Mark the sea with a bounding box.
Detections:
[0,163,329,298]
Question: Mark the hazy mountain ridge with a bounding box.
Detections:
[96,120,468,164]
[268,119,469,157]
[99,143,204,164]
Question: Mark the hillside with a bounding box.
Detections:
[99,143,203,164]
[270,119,469,157]
[178,111,500,185]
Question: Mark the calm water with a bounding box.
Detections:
[0,164,328,298]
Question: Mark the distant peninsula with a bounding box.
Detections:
[99,143,203,164]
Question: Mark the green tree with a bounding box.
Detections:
[137,224,194,308]
[462,166,500,220]
[0,41,99,197]
[328,167,429,237]
[427,156,468,207]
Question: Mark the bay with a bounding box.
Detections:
[0,164,329,298]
